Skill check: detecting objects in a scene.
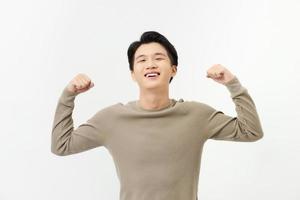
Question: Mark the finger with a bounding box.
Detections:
[214,71,223,78]
[81,75,90,83]
[85,80,93,89]
[78,76,88,84]
[207,72,215,78]
[80,73,89,80]
[89,82,94,88]
[75,78,85,89]
[78,77,89,88]
[82,75,92,86]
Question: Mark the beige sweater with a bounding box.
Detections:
[51,76,264,200]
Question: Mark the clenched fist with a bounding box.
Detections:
[66,73,94,95]
[206,64,235,85]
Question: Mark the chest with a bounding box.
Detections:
[106,115,206,165]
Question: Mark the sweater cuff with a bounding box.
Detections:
[224,76,247,98]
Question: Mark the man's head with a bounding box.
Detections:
[127,31,178,88]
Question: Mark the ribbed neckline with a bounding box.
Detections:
[127,98,184,113]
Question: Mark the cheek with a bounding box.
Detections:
[134,70,145,80]
[133,63,144,71]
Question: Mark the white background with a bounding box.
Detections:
[0,0,299,199]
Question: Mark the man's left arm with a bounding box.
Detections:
[204,64,264,142]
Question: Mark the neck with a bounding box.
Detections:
[137,87,171,110]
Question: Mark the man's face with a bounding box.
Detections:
[131,42,177,89]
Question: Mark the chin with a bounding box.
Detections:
[143,82,169,90]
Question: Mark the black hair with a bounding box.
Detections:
[127,31,178,83]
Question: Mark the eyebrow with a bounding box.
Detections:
[135,52,167,60]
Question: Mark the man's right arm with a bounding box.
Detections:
[51,74,105,156]
[51,87,106,156]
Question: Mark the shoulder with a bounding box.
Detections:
[183,100,213,110]
[180,100,217,116]
[92,102,123,118]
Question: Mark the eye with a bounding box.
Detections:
[156,57,164,60]
[138,59,146,63]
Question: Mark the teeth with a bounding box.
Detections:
[145,72,160,77]
[146,73,157,77]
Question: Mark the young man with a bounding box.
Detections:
[51,31,264,200]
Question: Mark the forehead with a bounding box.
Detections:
[134,42,168,58]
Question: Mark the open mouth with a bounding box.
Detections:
[144,72,160,79]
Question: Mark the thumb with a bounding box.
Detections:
[89,82,94,88]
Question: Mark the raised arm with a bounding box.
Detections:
[51,74,106,156]
[204,64,264,142]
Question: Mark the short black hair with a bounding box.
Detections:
[127,31,178,83]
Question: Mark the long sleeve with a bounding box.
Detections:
[205,76,264,142]
[51,87,106,156]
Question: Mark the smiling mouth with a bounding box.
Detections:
[144,72,160,78]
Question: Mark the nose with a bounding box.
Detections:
[146,59,157,69]
[146,65,157,70]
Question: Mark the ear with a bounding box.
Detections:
[171,65,177,77]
